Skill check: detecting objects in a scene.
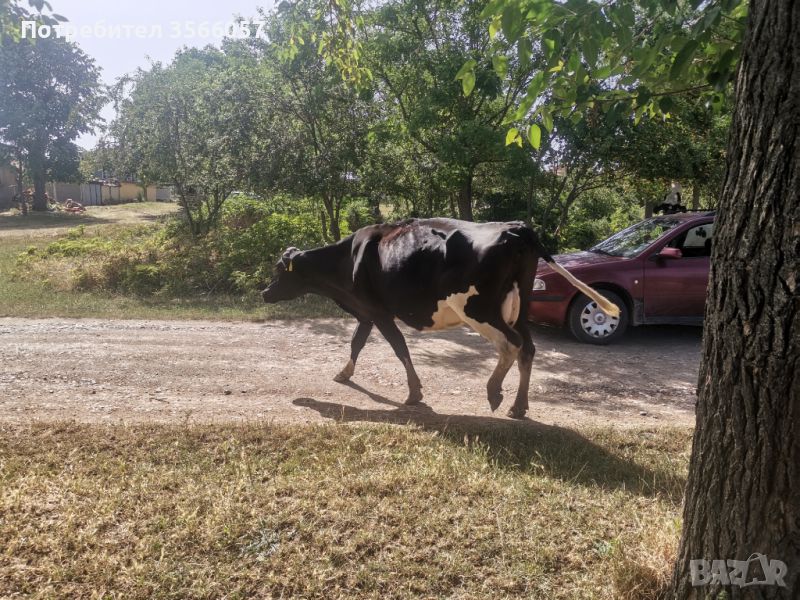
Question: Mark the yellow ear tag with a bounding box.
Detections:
[287,260,293,272]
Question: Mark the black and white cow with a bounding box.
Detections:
[261,218,619,419]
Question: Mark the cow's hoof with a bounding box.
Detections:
[405,389,423,405]
[507,406,527,420]
[333,360,355,383]
[487,391,503,412]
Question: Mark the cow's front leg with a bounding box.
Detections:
[374,319,423,405]
[334,320,373,382]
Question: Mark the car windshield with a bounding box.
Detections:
[590,217,684,258]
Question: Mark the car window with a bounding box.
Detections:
[590,217,684,258]
[667,223,714,258]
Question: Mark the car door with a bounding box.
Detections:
[643,221,713,320]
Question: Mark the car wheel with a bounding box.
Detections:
[567,290,629,345]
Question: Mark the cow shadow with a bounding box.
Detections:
[409,323,701,406]
[292,395,686,501]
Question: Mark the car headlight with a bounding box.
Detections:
[533,278,546,291]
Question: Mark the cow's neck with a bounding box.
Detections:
[297,237,355,302]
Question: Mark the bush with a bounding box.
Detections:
[16,195,330,298]
[216,196,325,290]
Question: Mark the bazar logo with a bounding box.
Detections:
[690,554,787,588]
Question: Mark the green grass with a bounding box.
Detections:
[0,422,690,599]
[0,204,343,321]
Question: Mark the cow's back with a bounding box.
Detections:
[350,219,535,331]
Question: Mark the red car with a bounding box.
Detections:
[530,211,715,344]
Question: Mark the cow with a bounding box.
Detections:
[261,218,619,419]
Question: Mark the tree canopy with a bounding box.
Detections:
[109,47,266,234]
[0,33,103,209]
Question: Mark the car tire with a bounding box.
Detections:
[567,290,629,345]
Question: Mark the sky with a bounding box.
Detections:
[50,0,276,149]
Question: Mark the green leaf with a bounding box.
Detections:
[635,86,652,107]
[617,3,635,29]
[454,59,477,81]
[670,39,699,79]
[518,37,532,68]
[528,123,541,149]
[583,36,599,68]
[489,16,501,39]
[492,55,509,78]
[526,71,546,99]
[703,6,722,29]
[501,4,524,42]
[567,52,580,73]
[540,110,553,133]
[505,127,522,146]
[461,72,476,96]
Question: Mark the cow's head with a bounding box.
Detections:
[261,247,306,303]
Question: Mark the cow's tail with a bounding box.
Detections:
[516,225,621,318]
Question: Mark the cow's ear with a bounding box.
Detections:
[281,247,301,271]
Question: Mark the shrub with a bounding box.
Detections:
[215,195,327,291]
[16,195,331,298]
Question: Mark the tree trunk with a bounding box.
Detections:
[319,210,330,243]
[691,185,701,210]
[31,167,47,212]
[448,193,457,218]
[670,2,799,598]
[456,172,474,221]
[322,195,340,241]
[526,174,535,225]
[174,182,198,236]
[14,155,26,216]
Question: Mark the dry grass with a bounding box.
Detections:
[0,422,690,599]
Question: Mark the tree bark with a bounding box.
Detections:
[670,1,799,598]
[30,157,48,212]
[526,174,535,225]
[322,194,340,241]
[691,185,701,210]
[448,193,457,219]
[456,171,474,221]
[14,152,26,216]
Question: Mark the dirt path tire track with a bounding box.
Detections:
[0,317,700,427]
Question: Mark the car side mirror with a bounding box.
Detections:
[658,247,683,259]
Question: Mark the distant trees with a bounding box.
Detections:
[616,98,730,212]
[109,47,265,235]
[248,2,377,241]
[365,0,540,221]
[98,0,731,251]
[0,34,103,210]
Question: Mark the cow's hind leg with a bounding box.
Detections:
[334,320,373,382]
[484,321,522,411]
[374,319,423,405]
[457,314,521,411]
[507,322,534,419]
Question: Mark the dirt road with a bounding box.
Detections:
[0,317,700,427]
